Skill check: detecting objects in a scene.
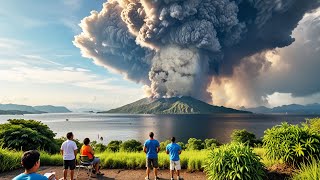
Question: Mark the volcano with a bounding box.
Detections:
[101,96,250,114]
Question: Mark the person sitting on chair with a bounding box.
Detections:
[80,138,104,176]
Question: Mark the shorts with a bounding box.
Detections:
[146,158,158,168]
[64,159,76,170]
[91,157,100,164]
[170,160,181,170]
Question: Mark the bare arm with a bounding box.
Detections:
[143,146,147,153]
[178,150,182,155]
[166,150,169,154]
[157,147,160,153]
[74,149,77,157]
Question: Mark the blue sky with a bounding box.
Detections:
[0,0,144,110]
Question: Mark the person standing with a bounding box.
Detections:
[143,132,160,180]
[61,132,78,180]
[166,137,182,180]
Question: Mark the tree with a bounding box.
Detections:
[120,139,143,152]
[0,119,58,153]
[186,138,204,150]
[204,138,221,149]
[231,129,256,147]
[107,140,122,152]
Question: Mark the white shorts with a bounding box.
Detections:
[170,160,181,170]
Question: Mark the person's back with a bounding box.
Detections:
[60,132,77,180]
[80,144,94,159]
[61,139,77,160]
[166,137,182,180]
[166,143,181,161]
[144,139,160,159]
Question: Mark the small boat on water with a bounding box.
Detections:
[66,119,69,121]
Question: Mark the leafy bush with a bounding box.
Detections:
[186,138,204,150]
[160,140,171,152]
[107,140,122,152]
[93,143,107,153]
[0,119,59,153]
[263,122,320,166]
[177,142,186,150]
[204,138,221,149]
[306,118,320,133]
[204,143,265,180]
[231,129,256,147]
[120,139,143,152]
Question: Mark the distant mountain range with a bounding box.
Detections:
[100,96,250,114]
[241,103,320,114]
[0,104,71,115]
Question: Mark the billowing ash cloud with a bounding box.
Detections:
[74,0,319,102]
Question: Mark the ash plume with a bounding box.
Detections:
[74,0,320,103]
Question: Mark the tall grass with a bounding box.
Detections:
[253,148,283,167]
[0,148,63,173]
[96,150,210,170]
[292,159,320,180]
[0,148,21,172]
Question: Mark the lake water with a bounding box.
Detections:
[0,113,319,144]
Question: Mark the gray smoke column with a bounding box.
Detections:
[74,0,320,101]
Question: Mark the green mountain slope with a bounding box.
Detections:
[101,96,250,114]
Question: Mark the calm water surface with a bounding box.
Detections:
[0,113,319,144]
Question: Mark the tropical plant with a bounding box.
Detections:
[107,140,122,152]
[292,158,320,180]
[231,129,256,147]
[0,119,58,153]
[263,122,320,166]
[204,143,265,180]
[120,139,143,152]
[306,117,320,133]
[177,142,186,150]
[186,138,204,150]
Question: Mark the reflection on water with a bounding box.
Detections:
[0,113,319,143]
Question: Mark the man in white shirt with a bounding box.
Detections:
[61,132,78,180]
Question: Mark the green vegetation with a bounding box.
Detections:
[120,139,143,152]
[292,159,320,180]
[204,143,265,180]
[103,96,250,114]
[96,150,208,170]
[231,129,258,147]
[0,119,59,153]
[263,122,320,166]
[106,140,122,152]
[186,138,204,150]
[2,117,320,180]
[0,148,63,173]
[306,117,320,133]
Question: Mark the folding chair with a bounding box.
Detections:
[76,155,94,180]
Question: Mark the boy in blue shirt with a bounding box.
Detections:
[166,137,182,180]
[13,150,56,180]
[143,132,160,180]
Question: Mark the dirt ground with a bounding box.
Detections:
[0,166,207,180]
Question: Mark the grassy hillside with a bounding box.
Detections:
[103,96,250,114]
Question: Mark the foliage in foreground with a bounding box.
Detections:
[292,159,320,180]
[0,148,62,173]
[0,119,58,153]
[204,143,265,180]
[263,122,320,166]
